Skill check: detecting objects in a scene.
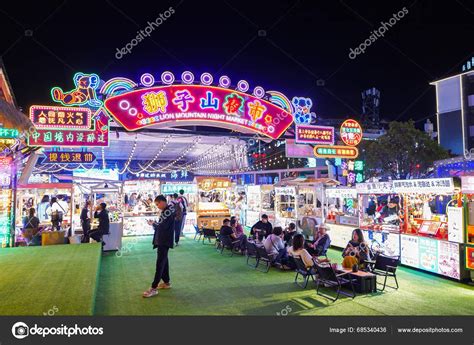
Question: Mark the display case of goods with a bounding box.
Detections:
[274,186,297,228]
[325,187,359,248]
[260,185,275,225]
[195,177,232,230]
[395,178,468,280]
[356,181,401,257]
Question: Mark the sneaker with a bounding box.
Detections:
[157,282,171,289]
[175,242,179,247]
[142,288,158,298]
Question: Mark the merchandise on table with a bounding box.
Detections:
[122,180,160,236]
[195,177,231,230]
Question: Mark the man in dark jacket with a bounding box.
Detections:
[80,201,91,243]
[250,214,273,241]
[89,203,110,245]
[143,195,176,298]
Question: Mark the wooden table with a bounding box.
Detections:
[338,267,377,293]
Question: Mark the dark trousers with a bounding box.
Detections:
[152,245,170,288]
[89,229,105,243]
[174,219,182,244]
[81,221,91,243]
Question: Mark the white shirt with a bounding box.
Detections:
[288,246,314,267]
[263,234,284,255]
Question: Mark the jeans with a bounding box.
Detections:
[152,245,170,288]
[180,214,187,235]
[174,219,182,244]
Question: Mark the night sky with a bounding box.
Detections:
[0,0,472,126]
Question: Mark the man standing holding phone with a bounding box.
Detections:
[143,195,176,298]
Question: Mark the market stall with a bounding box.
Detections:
[324,186,359,248]
[160,182,197,234]
[244,184,275,228]
[122,179,160,236]
[275,177,338,235]
[195,176,231,230]
[356,181,401,257]
[396,178,467,280]
[15,183,73,245]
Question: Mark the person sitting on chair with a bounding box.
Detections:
[283,222,297,244]
[342,228,370,268]
[250,214,272,241]
[230,218,247,252]
[306,225,331,257]
[287,234,314,268]
[89,203,110,246]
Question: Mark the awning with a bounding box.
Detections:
[0,99,33,132]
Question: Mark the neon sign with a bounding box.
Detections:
[0,128,19,139]
[340,119,363,146]
[30,105,92,130]
[104,85,293,139]
[291,97,316,125]
[27,109,109,147]
[51,72,102,107]
[314,145,359,159]
[42,151,96,164]
[295,125,335,145]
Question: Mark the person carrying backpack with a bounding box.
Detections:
[171,193,183,246]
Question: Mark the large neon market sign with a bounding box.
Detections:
[50,71,295,140]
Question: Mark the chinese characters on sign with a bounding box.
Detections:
[295,125,335,145]
[356,181,394,194]
[0,127,19,139]
[42,151,96,164]
[340,119,363,146]
[28,108,109,147]
[104,85,293,140]
[275,186,296,196]
[30,106,92,130]
[393,178,454,194]
[313,145,359,159]
[198,178,231,191]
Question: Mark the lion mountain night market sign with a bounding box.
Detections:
[34,71,295,142]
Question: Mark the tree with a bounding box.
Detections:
[359,120,450,179]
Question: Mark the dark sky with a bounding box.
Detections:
[0,0,473,126]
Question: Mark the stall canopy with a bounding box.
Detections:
[275,177,340,187]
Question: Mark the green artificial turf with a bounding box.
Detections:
[95,236,474,316]
[0,243,102,316]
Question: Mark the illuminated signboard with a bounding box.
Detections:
[27,109,109,147]
[467,246,474,270]
[295,125,335,145]
[0,139,15,146]
[30,105,92,130]
[161,184,197,194]
[314,145,359,159]
[285,139,314,158]
[0,128,19,139]
[356,181,394,194]
[393,178,454,194]
[42,151,96,164]
[51,72,102,108]
[73,168,119,181]
[104,85,293,139]
[340,119,363,146]
[401,235,461,279]
[197,177,231,191]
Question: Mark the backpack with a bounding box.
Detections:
[178,196,187,214]
[172,201,183,221]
